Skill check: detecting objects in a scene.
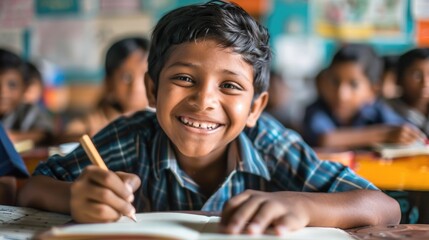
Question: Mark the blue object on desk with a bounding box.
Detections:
[0,124,29,177]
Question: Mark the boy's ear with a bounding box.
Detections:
[246,91,269,128]
[144,72,157,108]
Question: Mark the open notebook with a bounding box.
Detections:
[374,142,429,159]
[36,212,354,240]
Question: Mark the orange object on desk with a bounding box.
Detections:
[354,153,429,191]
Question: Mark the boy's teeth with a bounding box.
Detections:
[180,117,219,130]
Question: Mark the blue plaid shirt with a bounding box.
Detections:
[34,111,377,212]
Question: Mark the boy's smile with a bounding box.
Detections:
[146,39,267,167]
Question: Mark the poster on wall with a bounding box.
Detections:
[31,19,99,72]
[413,0,429,46]
[312,0,406,41]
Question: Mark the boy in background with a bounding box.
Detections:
[388,48,429,136]
[19,1,399,235]
[65,37,150,137]
[303,44,422,148]
[0,49,52,145]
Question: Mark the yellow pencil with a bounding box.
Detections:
[79,134,137,222]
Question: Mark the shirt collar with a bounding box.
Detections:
[152,131,271,183]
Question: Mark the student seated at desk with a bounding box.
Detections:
[18,1,400,235]
[65,37,150,137]
[388,48,429,136]
[303,44,423,148]
[0,49,53,145]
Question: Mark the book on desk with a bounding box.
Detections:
[35,212,353,240]
[374,142,429,159]
[0,205,353,240]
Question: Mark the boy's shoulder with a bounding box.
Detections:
[99,110,160,140]
[245,113,304,151]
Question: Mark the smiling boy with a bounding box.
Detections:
[19,0,400,235]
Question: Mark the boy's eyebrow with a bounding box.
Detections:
[166,61,251,82]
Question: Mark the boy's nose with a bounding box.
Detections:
[188,84,218,111]
[336,85,350,102]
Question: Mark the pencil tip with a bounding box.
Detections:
[129,214,137,222]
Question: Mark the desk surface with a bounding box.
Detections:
[348,224,429,239]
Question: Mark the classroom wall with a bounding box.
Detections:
[0,0,428,118]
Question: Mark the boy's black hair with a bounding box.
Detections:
[330,44,383,85]
[0,48,28,85]
[25,61,43,85]
[148,0,271,98]
[382,55,399,73]
[396,48,429,85]
[105,37,150,77]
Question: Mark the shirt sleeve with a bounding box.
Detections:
[33,116,140,181]
[303,102,337,146]
[376,100,407,125]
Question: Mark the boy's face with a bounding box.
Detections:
[107,50,148,113]
[401,59,429,106]
[0,69,26,116]
[146,40,267,160]
[324,62,375,123]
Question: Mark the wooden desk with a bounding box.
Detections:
[348,224,429,239]
[20,147,49,174]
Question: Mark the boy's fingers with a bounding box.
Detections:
[116,172,141,192]
[246,201,282,235]
[221,192,252,226]
[222,196,264,234]
[85,166,134,201]
[78,201,121,223]
[274,213,307,232]
[86,183,136,218]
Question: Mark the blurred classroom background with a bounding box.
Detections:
[0,0,428,132]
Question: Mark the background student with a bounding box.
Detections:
[388,48,429,136]
[19,1,400,235]
[65,37,150,137]
[303,44,422,148]
[0,48,52,145]
[23,61,45,106]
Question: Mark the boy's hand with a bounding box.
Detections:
[220,190,311,235]
[70,165,141,223]
[385,125,425,145]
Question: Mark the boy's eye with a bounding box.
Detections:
[221,82,242,91]
[175,76,193,82]
[120,73,133,84]
[410,71,423,82]
[349,80,359,89]
[6,79,19,89]
[171,75,194,86]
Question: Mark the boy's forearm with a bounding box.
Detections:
[17,175,71,214]
[304,189,400,228]
[318,126,388,148]
[0,176,17,205]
